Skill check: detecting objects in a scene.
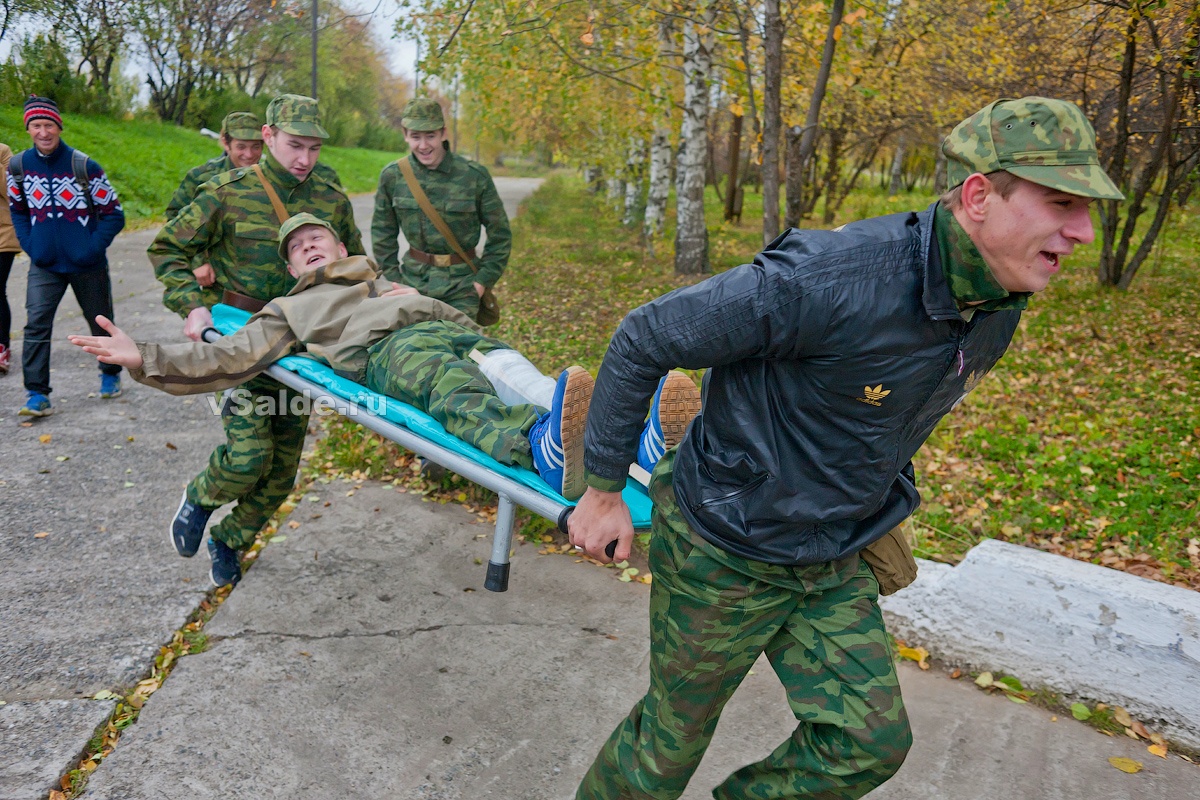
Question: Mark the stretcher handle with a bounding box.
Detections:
[557,507,618,559]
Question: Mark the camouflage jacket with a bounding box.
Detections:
[371,152,511,287]
[131,256,477,394]
[148,151,364,316]
[166,155,346,221]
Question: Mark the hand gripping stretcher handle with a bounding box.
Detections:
[556,507,619,559]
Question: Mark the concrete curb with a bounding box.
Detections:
[880,539,1200,751]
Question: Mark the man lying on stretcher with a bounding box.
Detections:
[70,212,701,524]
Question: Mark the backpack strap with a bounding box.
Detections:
[8,150,22,185]
[71,149,98,218]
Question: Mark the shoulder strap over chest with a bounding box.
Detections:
[396,157,478,275]
[251,163,290,225]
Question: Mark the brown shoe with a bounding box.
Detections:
[636,371,701,473]
[531,366,594,501]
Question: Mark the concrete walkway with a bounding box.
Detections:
[2,178,1197,799]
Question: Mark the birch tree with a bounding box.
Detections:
[674,3,719,275]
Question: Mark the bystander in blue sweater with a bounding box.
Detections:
[7,95,125,416]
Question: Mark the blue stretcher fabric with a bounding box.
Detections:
[212,304,653,527]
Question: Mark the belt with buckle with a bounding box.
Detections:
[407,247,471,268]
[221,289,267,314]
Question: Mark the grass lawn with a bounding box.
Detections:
[312,172,1200,591]
[0,107,399,225]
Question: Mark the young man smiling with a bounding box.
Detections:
[567,97,1123,800]
[371,98,511,321]
[147,95,363,587]
[8,94,125,416]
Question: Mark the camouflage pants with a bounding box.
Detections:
[576,451,911,800]
[397,258,483,320]
[363,321,540,468]
[188,374,309,550]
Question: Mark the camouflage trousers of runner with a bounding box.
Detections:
[576,450,911,800]
[363,321,541,469]
[397,259,487,322]
[188,373,309,551]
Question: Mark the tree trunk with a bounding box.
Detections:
[784,0,844,228]
[933,144,947,195]
[623,137,645,227]
[644,124,672,247]
[724,111,743,221]
[606,177,625,207]
[674,6,717,275]
[888,136,906,196]
[761,0,783,244]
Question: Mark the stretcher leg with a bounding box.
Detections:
[485,494,516,592]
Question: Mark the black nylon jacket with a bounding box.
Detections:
[583,204,1022,565]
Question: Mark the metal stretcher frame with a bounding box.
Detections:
[203,327,604,593]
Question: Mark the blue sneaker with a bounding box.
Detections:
[636,371,701,474]
[529,366,593,501]
[207,537,242,588]
[170,491,214,557]
[18,391,53,417]
[99,373,122,399]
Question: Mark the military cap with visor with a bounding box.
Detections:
[278,212,339,260]
[401,98,446,132]
[221,111,263,141]
[266,94,329,139]
[942,96,1123,201]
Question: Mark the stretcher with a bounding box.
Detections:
[206,304,653,592]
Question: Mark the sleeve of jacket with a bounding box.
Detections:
[147,185,225,316]
[473,165,510,288]
[583,240,832,490]
[165,169,198,222]
[370,166,401,276]
[334,193,365,257]
[129,311,300,395]
[6,161,30,252]
[85,159,125,248]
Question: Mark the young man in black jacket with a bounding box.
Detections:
[568,97,1123,800]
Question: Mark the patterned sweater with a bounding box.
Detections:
[7,141,125,273]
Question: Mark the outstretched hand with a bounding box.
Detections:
[68,316,144,370]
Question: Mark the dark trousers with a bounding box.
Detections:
[23,263,120,395]
[0,251,15,348]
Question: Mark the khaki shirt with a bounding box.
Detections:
[132,256,479,395]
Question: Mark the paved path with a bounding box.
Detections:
[1,177,1196,799]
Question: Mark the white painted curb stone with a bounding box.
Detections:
[879,538,1200,750]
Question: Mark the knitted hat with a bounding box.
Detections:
[24,96,62,130]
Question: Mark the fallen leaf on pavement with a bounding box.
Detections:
[1108,756,1142,774]
[288,521,300,529]
[1113,706,1133,727]
[38,434,51,444]
[165,442,177,450]
[34,532,49,538]
[896,645,929,670]
[1148,743,1168,759]
[1071,702,1092,720]
[974,671,994,688]
[1130,720,1151,739]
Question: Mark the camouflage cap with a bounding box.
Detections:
[400,98,445,132]
[221,111,263,141]
[942,97,1123,201]
[278,212,339,260]
[266,94,328,139]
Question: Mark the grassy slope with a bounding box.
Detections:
[0,107,399,224]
